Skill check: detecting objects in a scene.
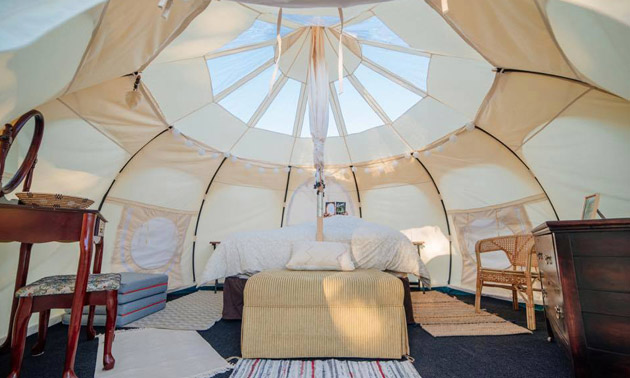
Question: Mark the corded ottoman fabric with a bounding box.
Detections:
[241,269,409,359]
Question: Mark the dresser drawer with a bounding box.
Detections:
[535,234,561,289]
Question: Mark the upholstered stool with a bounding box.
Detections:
[8,273,120,378]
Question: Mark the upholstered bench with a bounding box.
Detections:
[63,272,168,327]
[8,273,120,378]
[241,269,409,359]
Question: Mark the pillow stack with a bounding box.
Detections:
[286,241,355,271]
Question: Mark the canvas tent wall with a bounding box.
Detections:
[1,0,629,341]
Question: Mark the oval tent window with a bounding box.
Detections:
[130,217,179,270]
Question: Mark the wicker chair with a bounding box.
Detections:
[474,234,540,330]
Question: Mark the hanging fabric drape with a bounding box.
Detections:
[337,8,344,94]
[269,8,284,93]
[308,27,329,241]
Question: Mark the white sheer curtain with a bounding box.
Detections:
[308,26,329,171]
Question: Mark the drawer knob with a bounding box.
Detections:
[554,305,564,319]
[545,255,553,265]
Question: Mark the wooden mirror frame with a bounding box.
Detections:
[0,110,44,198]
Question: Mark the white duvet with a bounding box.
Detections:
[198,216,430,286]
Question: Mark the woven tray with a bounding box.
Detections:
[16,192,94,209]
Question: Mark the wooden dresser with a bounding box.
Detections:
[532,219,630,377]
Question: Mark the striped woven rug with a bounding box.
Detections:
[230,359,421,378]
[411,291,531,337]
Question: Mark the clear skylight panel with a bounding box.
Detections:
[301,102,339,138]
[344,17,408,47]
[219,66,278,123]
[362,45,429,92]
[283,14,340,26]
[207,46,273,95]
[255,79,302,134]
[334,80,383,134]
[353,64,422,121]
[218,20,292,51]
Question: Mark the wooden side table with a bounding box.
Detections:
[0,203,106,378]
[412,241,426,292]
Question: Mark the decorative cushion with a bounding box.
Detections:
[286,241,355,271]
[15,273,121,297]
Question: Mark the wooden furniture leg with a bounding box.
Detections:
[0,243,32,355]
[62,215,95,378]
[512,285,519,310]
[7,297,33,378]
[474,277,482,313]
[525,281,536,331]
[31,310,50,356]
[87,239,104,341]
[103,290,118,370]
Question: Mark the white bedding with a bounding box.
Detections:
[198,216,430,286]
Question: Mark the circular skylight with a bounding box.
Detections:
[205,17,429,137]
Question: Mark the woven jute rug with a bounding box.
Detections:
[412,291,531,337]
[125,290,223,331]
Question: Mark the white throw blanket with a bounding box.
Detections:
[198,216,430,286]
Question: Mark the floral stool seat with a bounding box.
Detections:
[15,273,121,297]
[8,274,120,378]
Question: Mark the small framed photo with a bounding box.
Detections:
[335,202,347,215]
[582,193,600,220]
[325,202,336,217]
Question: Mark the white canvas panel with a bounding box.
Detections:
[290,137,351,166]
[373,0,483,60]
[109,132,221,211]
[361,183,449,285]
[393,97,469,150]
[345,126,410,163]
[67,0,211,93]
[60,77,168,154]
[542,0,630,100]
[0,3,101,122]
[476,72,589,152]
[143,58,213,123]
[427,55,494,120]
[213,159,289,191]
[230,128,294,164]
[523,90,630,219]
[6,100,128,202]
[196,182,284,244]
[423,131,542,210]
[154,0,259,63]
[175,103,248,153]
[354,157,430,190]
[426,0,577,79]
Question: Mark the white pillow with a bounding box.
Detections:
[286,241,355,271]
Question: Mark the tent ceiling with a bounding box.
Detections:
[143,0,495,166]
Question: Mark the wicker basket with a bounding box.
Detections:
[16,192,94,209]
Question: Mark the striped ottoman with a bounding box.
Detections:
[63,272,168,327]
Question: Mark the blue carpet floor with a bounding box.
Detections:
[0,292,571,377]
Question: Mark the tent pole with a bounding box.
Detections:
[280,166,292,227]
[350,166,362,218]
[97,128,170,211]
[413,157,453,285]
[191,157,227,283]
[474,126,560,221]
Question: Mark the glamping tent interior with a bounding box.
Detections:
[1,0,629,377]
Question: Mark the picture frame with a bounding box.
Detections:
[335,202,346,215]
[325,202,336,217]
[582,193,600,220]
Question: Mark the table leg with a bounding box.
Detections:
[0,243,32,355]
[63,214,95,378]
[87,239,104,341]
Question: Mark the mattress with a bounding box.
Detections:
[241,269,409,359]
[62,292,167,326]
